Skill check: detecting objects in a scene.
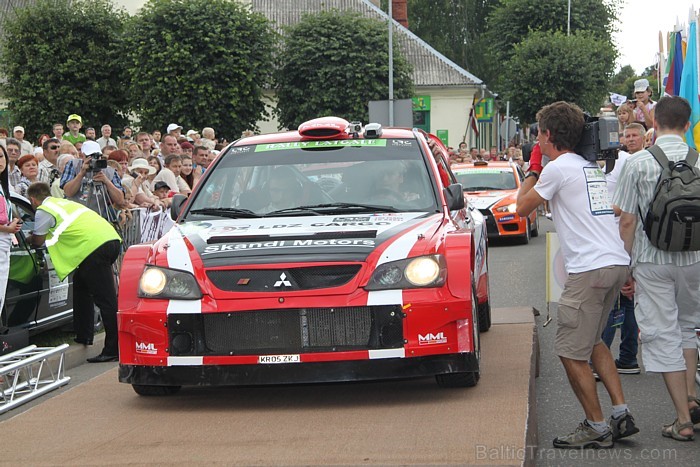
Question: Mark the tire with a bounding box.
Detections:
[478,302,491,333]
[436,370,480,388]
[519,219,531,244]
[132,384,182,396]
[435,287,480,388]
[531,215,539,238]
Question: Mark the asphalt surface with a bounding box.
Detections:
[488,218,699,467]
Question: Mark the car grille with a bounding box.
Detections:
[168,306,404,356]
[479,209,498,235]
[206,265,361,292]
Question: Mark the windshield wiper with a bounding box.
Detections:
[265,202,399,216]
[189,208,261,218]
[466,186,502,191]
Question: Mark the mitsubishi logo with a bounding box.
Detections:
[274,272,292,287]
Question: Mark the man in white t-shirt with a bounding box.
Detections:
[516,101,637,449]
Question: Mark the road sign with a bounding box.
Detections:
[500,118,517,142]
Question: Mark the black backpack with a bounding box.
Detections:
[641,144,700,251]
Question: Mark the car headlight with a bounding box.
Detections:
[365,255,446,290]
[494,202,517,213]
[138,266,202,300]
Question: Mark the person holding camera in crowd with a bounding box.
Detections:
[614,96,700,441]
[60,140,125,219]
[26,182,121,362]
[516,101,637,449]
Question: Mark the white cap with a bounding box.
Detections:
[167,123,183,133]
[186,129,199,137]
[81,140,101,156]
[634,78,650,93]
[13,126,24,133]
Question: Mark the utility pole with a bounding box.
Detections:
[388,1,394,126]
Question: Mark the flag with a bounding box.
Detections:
[679,19,700,149]
[665,31,684,96]
[468,95,479,137]
[609,92,627,106]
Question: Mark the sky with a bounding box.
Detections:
[614,0,697,74]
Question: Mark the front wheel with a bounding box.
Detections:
[531,215,539,238]
[436,371,480,388]
[132,384,182,396]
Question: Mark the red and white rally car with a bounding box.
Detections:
[117,117,490,395]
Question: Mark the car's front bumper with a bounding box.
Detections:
[118,352,479,387]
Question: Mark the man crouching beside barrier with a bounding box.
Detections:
[26,182,122,363]
[516,101,638,448]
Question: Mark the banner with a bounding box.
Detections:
[139,208,176,244]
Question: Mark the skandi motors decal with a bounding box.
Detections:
[203,238,376,254]
[418,332,448,345]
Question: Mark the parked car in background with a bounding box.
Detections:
[1,194,75,339]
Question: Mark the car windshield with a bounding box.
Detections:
[453,168,517,191]
[186,139,438,218]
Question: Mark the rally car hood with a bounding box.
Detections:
[166,212,442,266]
[466,190,515,210]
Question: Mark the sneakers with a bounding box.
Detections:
[610,411,639,440]
[545,212,552,219]
[615,359,641,375]
[553,420,613,449]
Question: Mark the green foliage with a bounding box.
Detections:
[487,0,617,63]
[401,1,499,84]
[0,0,129,140]
[275,9,413,130]
[500,30,616,122]
[124,0,275,137]
[612,65,636,88]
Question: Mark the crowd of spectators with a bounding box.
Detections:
[0,114,237,218]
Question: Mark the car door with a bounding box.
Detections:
[8,196,74,332]
[3,199,42,328]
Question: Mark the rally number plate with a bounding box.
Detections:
[258,354,301,364]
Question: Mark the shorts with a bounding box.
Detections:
[633,261,700,372]
[554,265,629,361]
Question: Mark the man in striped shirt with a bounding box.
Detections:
[614,96,700,441]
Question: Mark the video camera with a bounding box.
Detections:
[574,116,620,162]
[86,152,107,173]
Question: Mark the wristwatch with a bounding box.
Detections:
[525,171,539,181]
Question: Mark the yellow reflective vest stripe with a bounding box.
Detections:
[38,197,121,280]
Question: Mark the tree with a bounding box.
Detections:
[124,0,275,137]
[499,31,616,122]
[0,0,129,140]
[382,1,500,85]
[487,0,617,63]
[275,10,413,130]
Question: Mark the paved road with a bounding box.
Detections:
[488,217,699,466]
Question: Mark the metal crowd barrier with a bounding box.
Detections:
[114,208,176,270]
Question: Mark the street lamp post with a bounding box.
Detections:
[389,1,394,126]
[567,0,571,36]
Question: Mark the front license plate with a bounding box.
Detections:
[258,354,301,364]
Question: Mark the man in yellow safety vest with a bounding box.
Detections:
[26,182,121,362]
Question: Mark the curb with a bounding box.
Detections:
[62,332,107,371]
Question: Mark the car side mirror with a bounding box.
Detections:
[171,194,188,220]
[444,183,465,211]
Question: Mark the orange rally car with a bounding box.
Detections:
[451,161,539,244]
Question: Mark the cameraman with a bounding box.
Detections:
[60,140,125,217]
[516,101,637,449]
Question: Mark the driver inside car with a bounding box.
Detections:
[263,166,303,213]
